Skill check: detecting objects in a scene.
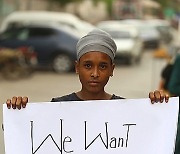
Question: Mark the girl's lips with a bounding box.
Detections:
[88,81,100,86]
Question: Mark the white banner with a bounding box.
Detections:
[3,97,179,154]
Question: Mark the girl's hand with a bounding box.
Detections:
[6,96,28,109]
[149,90,169,104]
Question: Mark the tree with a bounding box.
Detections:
[153,0,180,11]
[48,0,82,6]
[153,0,169,9]
[90,0,114,16]
[48,0,113,15]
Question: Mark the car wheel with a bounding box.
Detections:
[52,54,73,73]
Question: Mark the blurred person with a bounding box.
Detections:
[163,47,180,154]
[168,53,180,96]
[169,54,180,154]
[158,49,176,96]
[158,30,180,96]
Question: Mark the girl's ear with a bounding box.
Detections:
[111,63,115,77]
[75,60,79,74]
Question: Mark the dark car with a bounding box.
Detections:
[0,24,80,73]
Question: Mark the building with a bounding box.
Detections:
[112,0,162,20]
[0,0,108,25]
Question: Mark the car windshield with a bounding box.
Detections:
[156,25,169,32]
[106,30,131,39]
[137,25,156,33]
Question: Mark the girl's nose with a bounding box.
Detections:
[90,67,99,77]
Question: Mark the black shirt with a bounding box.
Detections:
[51,92,124,102]
[161,63,174,90]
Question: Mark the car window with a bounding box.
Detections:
[6,22,25,30]
[156,26,169,33]
[16,29,29,40]
[0,30,16,39]
[28,28,55,38]
[0,28,29,40]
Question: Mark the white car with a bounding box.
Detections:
[0,11,95,37]
[97,21,143,64]
[144,19,173,44]
[119,19,161,49]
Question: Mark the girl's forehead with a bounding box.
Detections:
[80,51,111,60]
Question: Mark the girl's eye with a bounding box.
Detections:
[100,64,107,69]
[84,63,91,69]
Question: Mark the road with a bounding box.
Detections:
[0,51,167,153]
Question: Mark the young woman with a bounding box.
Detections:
[6,29,169,109]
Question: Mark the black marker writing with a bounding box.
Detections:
[123,124,136,147]
[30,120,73,154]
[84,121,136,150]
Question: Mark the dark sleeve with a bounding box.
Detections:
[161,63,174,89]
[168,55,180,96]
[51,93,80,102]
[51,96,69,102]
[51,98,59,102]
[111,94,125,99]
[161,63,173,79]
[51,94,72,102]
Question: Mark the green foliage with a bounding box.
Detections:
[104,0,113,16]
[92,0,113,16]
[153,0,179,12]
[153,0,169,8]
[48,0,113,16]
[49,0,82,6]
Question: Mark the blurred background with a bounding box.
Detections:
[0,0,180,153]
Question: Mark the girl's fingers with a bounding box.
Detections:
[11,97,17,109]
[6,99,11,109]
[22,97,28,108]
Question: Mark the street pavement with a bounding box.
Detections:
[0,51,167,153]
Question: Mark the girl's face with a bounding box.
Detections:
[75,51,115,94]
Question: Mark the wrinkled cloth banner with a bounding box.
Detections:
[3,97,179,154]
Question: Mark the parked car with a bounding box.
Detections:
[97,21,143,64]
[144,19,173,44]
[0,11,95,37]
[120,19,161,49]
[0,23,80,73]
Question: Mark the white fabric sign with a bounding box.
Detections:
[3,97,179,154]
